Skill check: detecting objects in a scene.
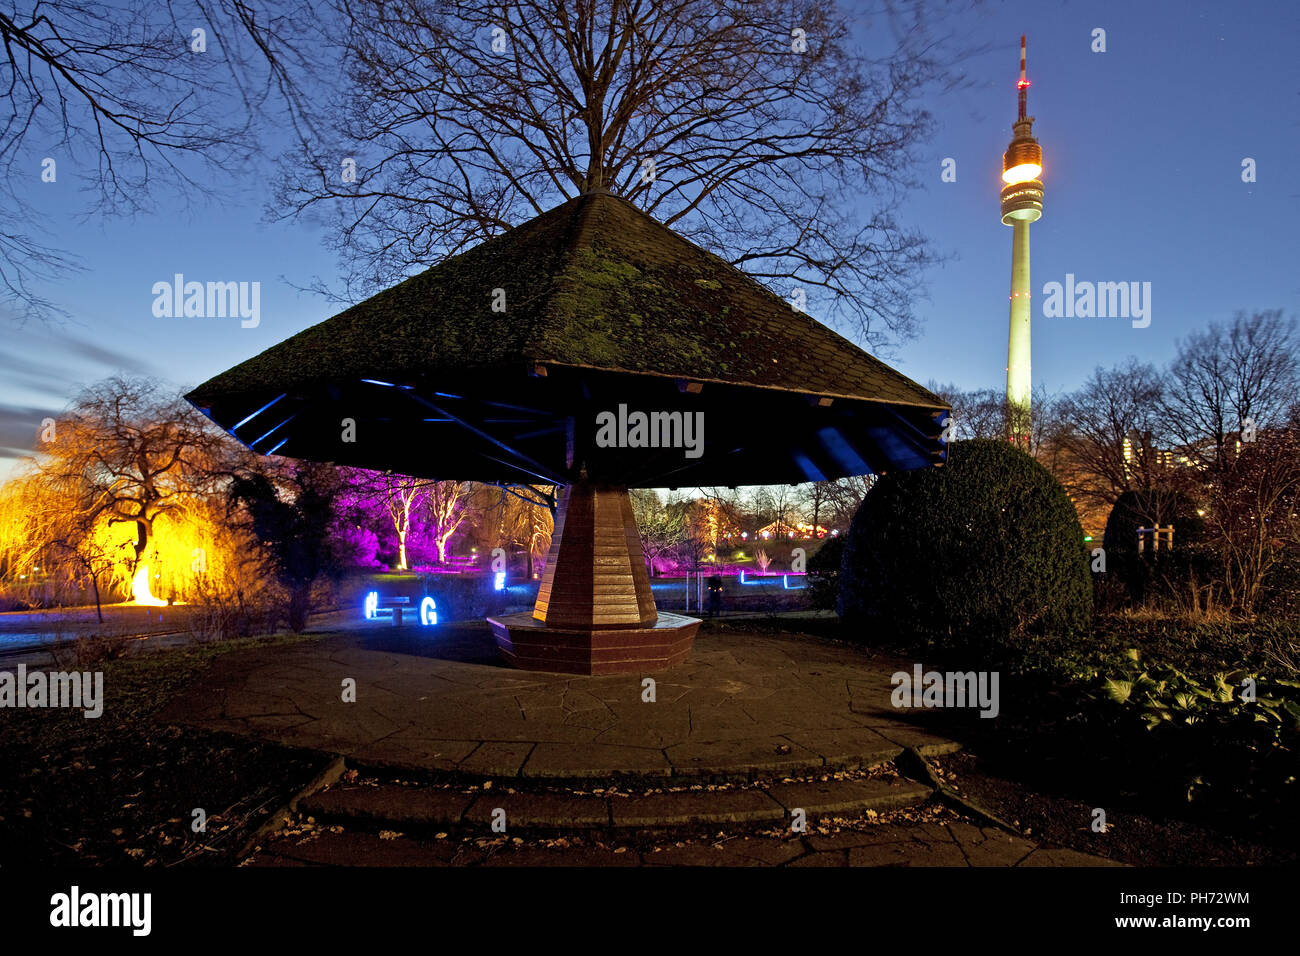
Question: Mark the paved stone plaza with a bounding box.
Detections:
[163,622,1117,866]
[164,622,962,778]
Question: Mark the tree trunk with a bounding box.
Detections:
[91,574,103,623]
[288,585,311,632]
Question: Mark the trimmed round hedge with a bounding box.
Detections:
[838,438,1092,657]
[1101,489,1215,609]
[1102,489,1207,553]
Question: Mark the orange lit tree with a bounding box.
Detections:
[29,377,230,601]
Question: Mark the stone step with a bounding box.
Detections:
[350,734,915,785]
[297,774,934,834]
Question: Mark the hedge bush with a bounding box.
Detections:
[838,438,1092,660]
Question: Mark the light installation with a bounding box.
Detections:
[419,596,438,625]
[129,565,168,607]
[363,589,437,625]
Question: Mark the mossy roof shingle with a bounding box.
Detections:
[188,191,943,410]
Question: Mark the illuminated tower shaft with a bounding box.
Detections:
[1000,35,1044,443]
[1006,219,1032,415]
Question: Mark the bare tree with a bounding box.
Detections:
[799,482,832,537]
[1161,310,1300,474]
[630,487,684,576]
[481,483,555,575]
[276,0,977,346]
[1205,412,1300,612]
[44,485,126,621]
[32,377,224,576]
[820,474,874,532]
[423,479,472,564]
[1,0,321,319]
[690,486,743,553]
[927,381,1062,458]
[748,484,800,538]
[381,473,430,569]
[1052,360,1168,504]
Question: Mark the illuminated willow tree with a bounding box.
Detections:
[31,378,227,595]
[276,0,976,347]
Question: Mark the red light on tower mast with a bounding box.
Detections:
[1017,35,1029,118]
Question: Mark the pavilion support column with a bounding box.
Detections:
[488,481,699,675]
[534,482,658,628]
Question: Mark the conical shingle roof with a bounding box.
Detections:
[187,191,948,486]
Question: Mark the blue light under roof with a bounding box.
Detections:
[251,414,297,448]
[866,426,922,470]
[816,427,871,475]
[232,393,287,431]
[267,438,289,454]
[361,378,396,387]
[792,452,827,482]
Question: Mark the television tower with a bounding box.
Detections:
[1001,35,1043,444]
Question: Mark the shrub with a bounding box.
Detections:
[838,438,1092,660]
[1086,651,1300,813]
[1259,548,1300,619]
[805,535,845,611]
[1101,489,1216,609]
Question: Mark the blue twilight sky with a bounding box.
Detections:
[1,0,1297,480]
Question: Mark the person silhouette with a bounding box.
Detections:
[706,574,724,618]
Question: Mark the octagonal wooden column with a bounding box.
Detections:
[488,482,699,674]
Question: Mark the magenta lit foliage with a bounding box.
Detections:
[333,524,382,568]
[330,466,468,570]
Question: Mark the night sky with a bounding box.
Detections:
[2,0,1297,477]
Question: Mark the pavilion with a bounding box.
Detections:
[187,189,949,674]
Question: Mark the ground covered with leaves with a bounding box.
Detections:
[0,633,333,867]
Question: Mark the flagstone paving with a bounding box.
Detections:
[161,621,962,781]
[163,621,1118,866]
[243,815,1122,868]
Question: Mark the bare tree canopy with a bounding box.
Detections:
[927,380,1060,457]
[1,0,321,319]
[1053,359,1166,506]
[277,0,976,347]
[29,377,225,564]
[1161,310,1299,471]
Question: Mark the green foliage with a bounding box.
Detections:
[1093,651,1300,730]
[1085,650,1300,806]
[1013,613,1295,684]
[838,438,1092,660]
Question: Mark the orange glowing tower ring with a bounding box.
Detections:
[1001,37,1043,223]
